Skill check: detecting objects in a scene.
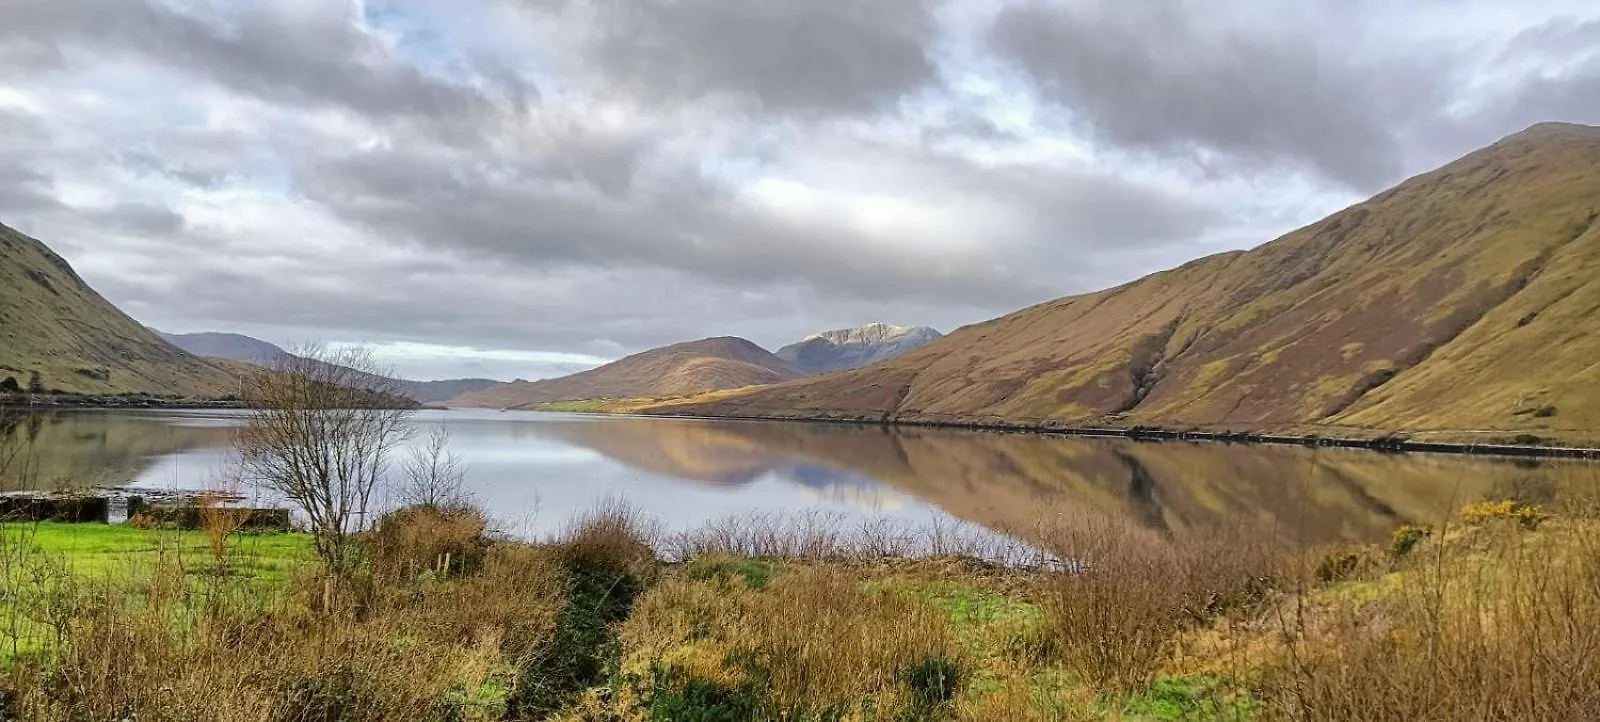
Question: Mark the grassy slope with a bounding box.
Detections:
[0,223,237,396]
[451,337,802,409]
[658,124,1600,441]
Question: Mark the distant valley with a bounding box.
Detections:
[449,323,944,409]
[157,332,499,404]
[450,337,802,409]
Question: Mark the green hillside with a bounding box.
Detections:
[0,222,236,396]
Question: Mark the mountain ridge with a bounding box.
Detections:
[450,336,802,408]
[647,123,1600,442]
[157,331,500,404]
[775,323,943,375]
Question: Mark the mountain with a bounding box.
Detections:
[0,223,236,396]
[775,323,943,375]
[450,337,802,408]
[157,331,499,404]
[654,123,1600,442]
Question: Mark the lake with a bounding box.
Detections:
[2,408,1596,545]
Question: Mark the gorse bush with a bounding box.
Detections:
[1390,524,1431,557]
[1461,499,1548,529]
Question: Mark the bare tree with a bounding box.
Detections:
[396,425,470,510]
[234,344,414,577]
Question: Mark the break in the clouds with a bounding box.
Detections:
[1,0,1599,380]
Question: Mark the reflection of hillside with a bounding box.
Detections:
[522,417,790,486]
[0,411,233,491]
[565,419,1598,547]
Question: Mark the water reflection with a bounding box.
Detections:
[4,409,1596,545]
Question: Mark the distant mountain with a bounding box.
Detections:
[654,123,1600,442]
[776,323,943,375]
[451,337,802,408]
[157,331,499,404]
[0,223,236,396]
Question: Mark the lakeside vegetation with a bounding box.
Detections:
[3,495,1599,720]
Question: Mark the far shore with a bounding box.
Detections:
[624,405,1600,460]
[0,392,246,411]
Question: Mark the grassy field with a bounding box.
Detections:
[3,497,1598,720]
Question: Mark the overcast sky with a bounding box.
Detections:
[2,0,1598,381]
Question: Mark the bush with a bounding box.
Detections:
[1461,500,1547,530]
[366,504,494,583]
[901,655,963,708]
[1035,513,1285,692]
[1390,525,1431,557]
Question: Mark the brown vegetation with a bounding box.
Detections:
[658,123,1600,443]
[4,495,1600,720]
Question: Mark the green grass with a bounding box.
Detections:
[1,522,314,662]
[4,522,312,582]
[1116,676,1256,721]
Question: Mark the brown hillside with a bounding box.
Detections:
[656,123,1600,441]
[0,223,237,396]
[450,337,801,408]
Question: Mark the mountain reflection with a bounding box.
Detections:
[6,409,1595,548]
[520,415,1599,547]
[0,410,234,492]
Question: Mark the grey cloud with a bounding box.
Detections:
[87,203,186,236]
[0,111,60,215]
[515,0,940,114]
[989,1,1432,190]
[0,0,504,121]
[291,121,1219,311]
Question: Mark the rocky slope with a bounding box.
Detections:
[655,123,1600,441]
[450,337,801,409]
[775,323,943,375]
[157,331,498,404]
[0,223,235,397]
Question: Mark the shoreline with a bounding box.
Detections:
[0,393,246,411]
[639,408,1600,460]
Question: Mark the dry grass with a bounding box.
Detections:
[607,565,962,720]
[6,498,1600,720]
[1258,514,1600,721]
[1034,510,1287,694]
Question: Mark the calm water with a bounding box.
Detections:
[3,408,1597,544]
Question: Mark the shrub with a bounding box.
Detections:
[366,504,494,583]
[1390,525,1431,557]
[1034,513,1285,692]
[901,655,963,708]
[1314,549,1367,583]
[1461,500,1547,530]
